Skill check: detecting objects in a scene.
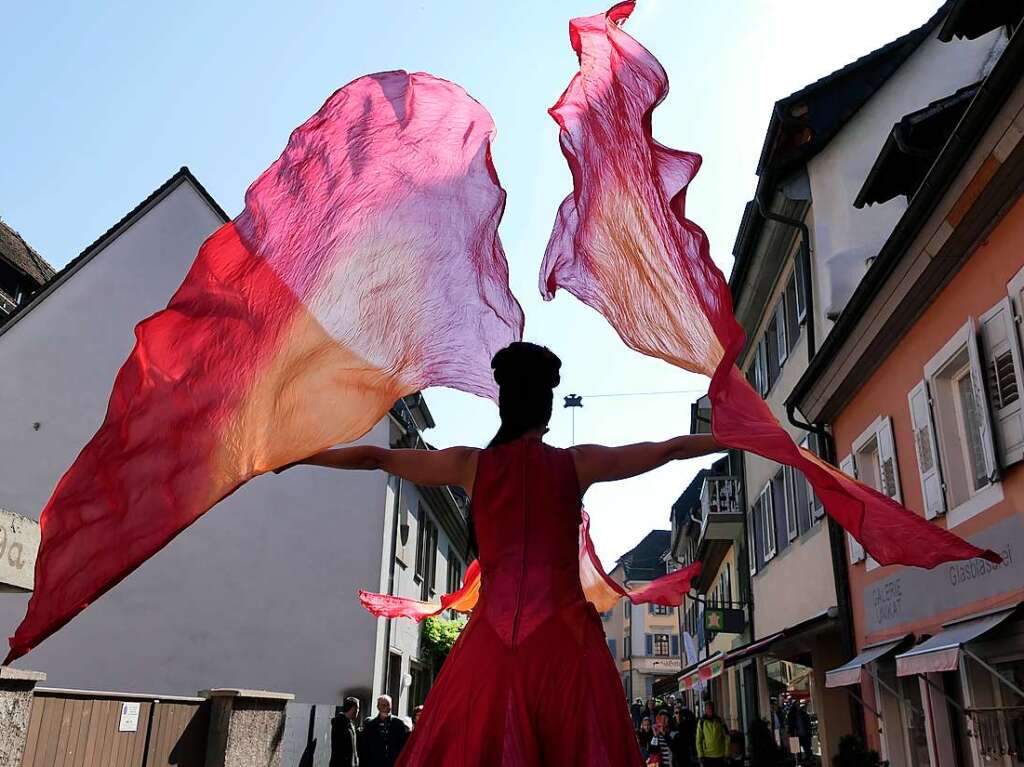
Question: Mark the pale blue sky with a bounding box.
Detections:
[2,0,941,565]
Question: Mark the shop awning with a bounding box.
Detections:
[723,632,784,667]
[896,608,1016,677]
[679,652,725,691]
[825,636,910,688]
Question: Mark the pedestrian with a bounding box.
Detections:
[786,702,813,762]
[330,697,361,767]
[358,695,409,767]
[646,710,674,766]
[637,716,654,757]
[632,698,646,730]
[695,701,729,767]
[410,706,423,729]
[673,702,697,766]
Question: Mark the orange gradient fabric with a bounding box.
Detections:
[540,3,998,570]
[7,71,524,663]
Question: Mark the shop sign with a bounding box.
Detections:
[0,509,39,593]
[864,515,1024,634]
[704,607,746,634]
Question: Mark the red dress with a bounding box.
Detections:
[395,437,643,766]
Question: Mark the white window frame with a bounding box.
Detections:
[783,466,798,541]
[760,483,777,562]
[775,300,789,366]
[922,319,1004,528]
[839,454,866,564]
[747,505,757,576]
[851,416,902,571]
[979,294,1024,467]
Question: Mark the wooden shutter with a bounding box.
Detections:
[645,634,653,656]
[775,301,789,365]
[907,380,946,519]
[967,316,1000,482]
[747,505,757,575]
[761,484,776,561]
[783,466,798,541]
[840,455,865,563]
[671,635,679,657]
[795,254,808,321]
[979,298,1024,467]
[875,416,903,503]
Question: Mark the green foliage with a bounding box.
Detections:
[421,615,467,666]
[833,734,881,767]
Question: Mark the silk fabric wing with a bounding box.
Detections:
[8,71,524,663]
[541,3,998,569]
[359,511,701,620]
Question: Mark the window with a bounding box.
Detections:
[980,292,1024,466]
[775,300,789,366]
[770,470,790,554]
[721,563,731,606]
[784,276,801,351]
[760,483,776,562]
[852,417,902,503]
[793,439,813,530]
[409,660,430,710]
[607,638,617,658]
[794,253,809,322]
[783,466,798,541]
[913,319,1002,525]
[445,548,463,595]
[839,454,866,564]
[653,633,671,657]
[747,504,757,575]
[650,604,670,616]
[415,508,439,600]
[766,318,781,390]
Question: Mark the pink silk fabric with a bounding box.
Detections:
[540,2,999,569]
[7,71,524,663]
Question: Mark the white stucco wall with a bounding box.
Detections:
[0,177,390,703]
[807,28,1006,333]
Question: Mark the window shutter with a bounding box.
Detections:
[775,301,789,365]
[783,466,798,541]
[979,298,1024,467]
[875,416,903,503]
[645,634,653,656]
[795,254,808,321]
[967,316,1000,482]
[839,455,865,563]
[785,277,800,351]
[907,380,946,519]
[671,635,679,657]
[761,485,776,561]
[747,506,757,575]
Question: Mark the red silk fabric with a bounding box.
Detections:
[360,511,701,621]
[540,3,999,569]
[7,71,524,663]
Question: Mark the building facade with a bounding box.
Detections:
[0,168,467,713]
[791,9,1024,765]
[704,5,1012,764]
[0,220,53,323]
[605,530,682,701]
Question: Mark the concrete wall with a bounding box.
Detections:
[0,177,390,702]
[807,27,1005,330]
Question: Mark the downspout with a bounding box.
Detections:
[755,191,864,742]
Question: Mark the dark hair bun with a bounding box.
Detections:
[492,342,561,390]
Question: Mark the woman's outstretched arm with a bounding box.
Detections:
[285,445,479,493]
[571,434,723,493]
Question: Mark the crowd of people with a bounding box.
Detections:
[330,694,421,767]
[631,696,740,766]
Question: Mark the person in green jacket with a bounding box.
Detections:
[696,701,729,766]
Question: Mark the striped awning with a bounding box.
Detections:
[825,637,908,688]
[679,652,725,691]
[896,608,1016,677]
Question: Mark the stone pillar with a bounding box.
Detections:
[0,667,46,767]
[201,688,294,767]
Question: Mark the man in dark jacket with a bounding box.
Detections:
[359,695,410,767]
[330,697,361,767]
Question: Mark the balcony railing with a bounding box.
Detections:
[698,475,743,546]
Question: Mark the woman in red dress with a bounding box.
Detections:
[291,342,721,765]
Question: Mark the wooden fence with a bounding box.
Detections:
[19,688,208,767]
